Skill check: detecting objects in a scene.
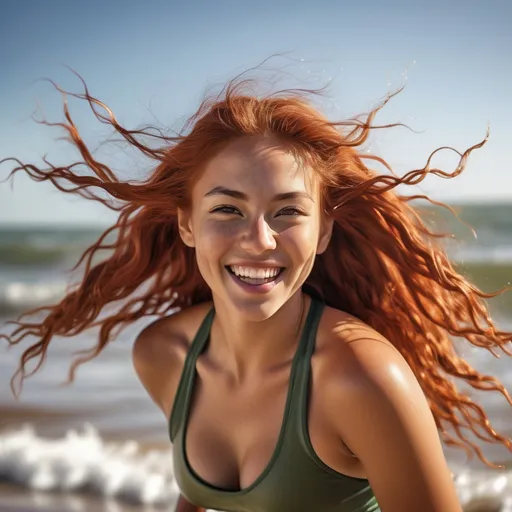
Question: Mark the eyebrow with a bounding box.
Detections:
[204,186,313,202]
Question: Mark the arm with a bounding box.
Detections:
[132,304,210,416]
[132,316,208,512]
[328,333,462,512]
[132,318,186,418]
[175,494,206,512]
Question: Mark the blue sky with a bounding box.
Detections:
[0,0,510,225]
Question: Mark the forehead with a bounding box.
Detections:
[192,136,318,197]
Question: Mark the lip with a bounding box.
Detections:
[225,266,285,294]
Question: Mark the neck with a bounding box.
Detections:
[209,291,309,384]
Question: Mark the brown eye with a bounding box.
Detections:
[279,207,305,216]
[210,205,241,215]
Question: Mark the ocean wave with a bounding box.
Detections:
[0,227,105,267]
[0,424,179,508]
[0,280,69,314]
[0,425,510,511]
[0,245,71,266]
[452,245,512,265]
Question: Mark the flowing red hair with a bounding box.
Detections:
[2,71,511,467]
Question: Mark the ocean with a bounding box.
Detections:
[0,202,511,512]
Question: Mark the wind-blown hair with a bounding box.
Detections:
[2,72,511,467]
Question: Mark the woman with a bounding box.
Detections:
[3,73,511,512]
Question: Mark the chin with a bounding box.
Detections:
[221,293,286,322]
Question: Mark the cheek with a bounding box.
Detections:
[280,223,320,260]
[193,221,244,286]
[195,220,238,254]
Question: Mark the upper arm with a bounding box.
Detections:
[329,334,462,512]
[132,317,186,419]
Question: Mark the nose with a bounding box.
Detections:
[239,215,277,253]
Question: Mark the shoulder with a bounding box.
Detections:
[319,308,434,442]
[317,305,432,433]
[133,300,213,361]
[132,301,213,418]
[317,304,420,396]
[317,306,461,510]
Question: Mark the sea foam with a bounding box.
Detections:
[0,424,179,507]
[0,425,511,511]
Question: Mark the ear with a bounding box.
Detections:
[177,207,195,248]
[316,214,334,255]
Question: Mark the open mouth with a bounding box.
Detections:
[225,266,285,286]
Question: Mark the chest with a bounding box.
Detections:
[183,354,365,492]
[185,365,292,490]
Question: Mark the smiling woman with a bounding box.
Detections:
[1,70,511,512]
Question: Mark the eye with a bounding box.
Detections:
[278,207,305,216]
[210,205,241,215]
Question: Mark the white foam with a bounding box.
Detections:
[454,467,512,511]
[0,425,510,510]
[451,244,512,264]
[0,279,68,312]
[0,424,180,507]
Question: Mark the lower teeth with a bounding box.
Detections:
[237,275,278,285]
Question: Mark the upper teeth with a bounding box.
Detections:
[230,266,281,279]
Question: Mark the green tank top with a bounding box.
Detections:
[169,297,380,512]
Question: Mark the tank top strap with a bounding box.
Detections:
[302,296,325,365]
[287,296,325,425]
[169,306,215,441]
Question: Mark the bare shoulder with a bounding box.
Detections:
[318,306,432,439]
[317,306,461,511]
[132,301,213,419]
[318,304,431,424]
[319,306,436,424]
[317,303,426,384]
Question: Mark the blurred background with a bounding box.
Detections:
[0,0,511,510]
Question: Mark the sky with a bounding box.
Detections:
[0,0,511,226]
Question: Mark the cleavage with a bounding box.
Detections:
[184,360,293,491]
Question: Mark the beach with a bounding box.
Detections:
[1,203,511,511]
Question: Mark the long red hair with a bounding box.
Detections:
[2,72,511,467]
